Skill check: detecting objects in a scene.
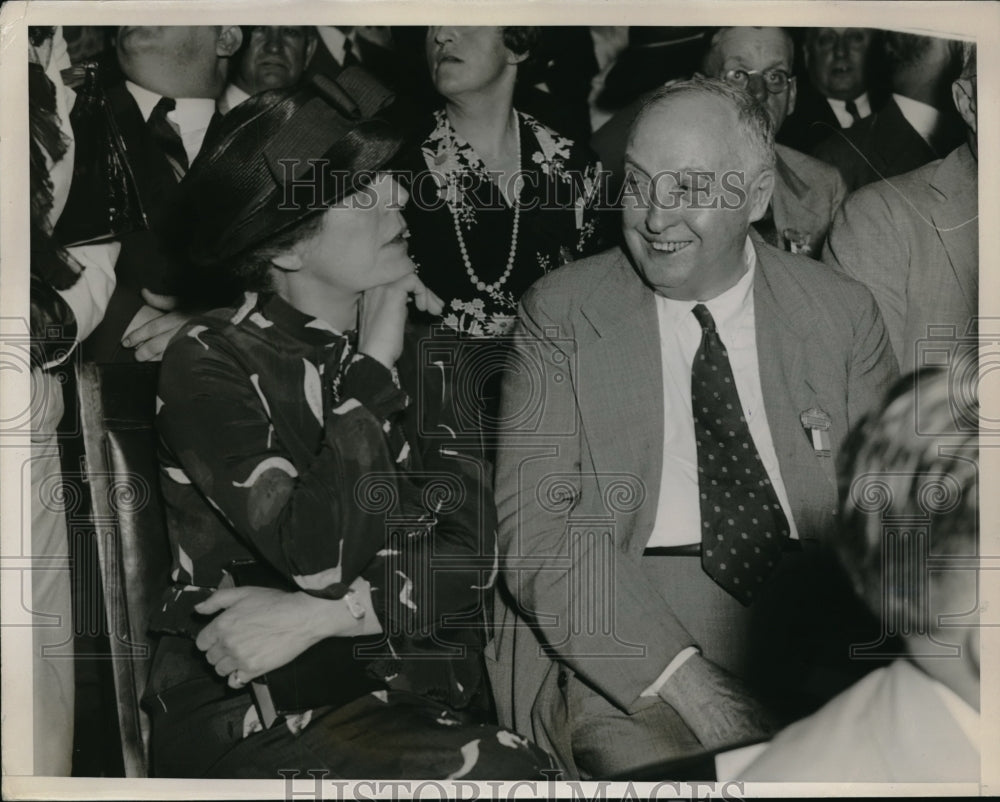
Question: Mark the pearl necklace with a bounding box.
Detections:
[449,115,521,295]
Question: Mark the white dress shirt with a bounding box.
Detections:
[892,93,943,150]
[826,91,872,128]
[646,237,799,548]
[124,80,216,168]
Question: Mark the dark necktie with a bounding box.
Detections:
[691,304,791,605]
[147,96,189,178]
[342,37,359,68]
[844,98,862,127]
[753,204,779,248]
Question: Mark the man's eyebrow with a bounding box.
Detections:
[723,56,791,71]
[624,156,652,177]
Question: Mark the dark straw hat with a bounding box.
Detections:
[178,68,403,269]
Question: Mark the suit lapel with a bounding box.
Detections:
[578,251,664,546]
[754,246,838,514]
[772,148,825,250]
[928,145,979,320]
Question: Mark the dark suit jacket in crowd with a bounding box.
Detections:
[489,240,898,771]
[823,143,978,372]
[778,83,888,154]
[812,96,966,192]
[74,82,210,363]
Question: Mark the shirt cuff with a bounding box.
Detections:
[639,646,700,698]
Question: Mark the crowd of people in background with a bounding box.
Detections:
[27,24,980,782]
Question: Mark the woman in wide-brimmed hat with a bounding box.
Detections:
[145,70,552,779]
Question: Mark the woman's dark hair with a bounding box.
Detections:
[502,26,542,82]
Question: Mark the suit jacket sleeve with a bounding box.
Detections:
[823,187,908,367]
[495,286,696,714]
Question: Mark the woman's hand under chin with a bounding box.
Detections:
[193,581,382,687]
[358,273,444,369]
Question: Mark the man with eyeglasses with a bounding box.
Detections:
[592,26,846,257]
[701,27,847,257]
[219,26,318,115]
[779,28,885,154]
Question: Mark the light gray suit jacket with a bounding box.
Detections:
[823,143,978,372]
[489,240,898,772]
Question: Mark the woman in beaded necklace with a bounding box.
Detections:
[400,27,611,448]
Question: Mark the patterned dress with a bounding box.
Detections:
[146,291,552,779]
[403,108,610,338]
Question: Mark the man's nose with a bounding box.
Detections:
[745,73,770,104]
[832,34,850,58]
[264,27,282,51]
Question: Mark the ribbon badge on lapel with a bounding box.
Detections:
[800,407,832,457]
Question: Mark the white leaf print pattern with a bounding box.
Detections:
[243,705,264,738]
[293,541,344,591]
[187,325,210,350]
[177,543,194,583]
[249,374,272,419]
[332,399,361,416]
[396,570,417,611]
[371,690,388,703]
[249,312,273,329]
[155,396,164,414]
[231,292,258,324]
[285,709,313,735]
[164,466,192,484]
[446,739,481,780]
[303,359,323,425]
[396,442,410,463]
[471,536,499,590]
[496,730,529,750]
[232,457,298,487]
[305,318,342,335]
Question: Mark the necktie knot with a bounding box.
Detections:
[692,303,717,334]
[154,96,177,115]
[844,98,862,126]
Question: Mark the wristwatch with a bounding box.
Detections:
[343,588,366,620]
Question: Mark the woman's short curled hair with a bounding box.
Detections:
[502,26,542,82]
[835,367,978,618]
[632,75,776,177]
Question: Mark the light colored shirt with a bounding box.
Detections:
[646,237,799,548]
[826,91,872,128]
[218,82,251,116]
[588,26,629,132]
[893,93,943,150]
[931,674,980,752]
[124,80,216,167]
[317,25,352,67]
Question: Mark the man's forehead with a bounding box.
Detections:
[715,27,794,65]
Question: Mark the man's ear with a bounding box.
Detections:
[217,26,243,58]
[786,75,798,118]
[304,34,319,69]
[952,77,977,135]
[271,251,304,272]
[746,167,775,224]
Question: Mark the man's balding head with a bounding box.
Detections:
[701,27,798,132]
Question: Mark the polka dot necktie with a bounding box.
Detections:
[844,98,862,127]
[691,303,790,605]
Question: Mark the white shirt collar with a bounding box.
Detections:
[826,91,872,127]
[892,93,943,147]
[124,80,216,130]
[317,26,351,66]
[655,236,756,331]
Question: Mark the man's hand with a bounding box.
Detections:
[193,581,381,687]
[121,289,190,362]
[657,653,778,749]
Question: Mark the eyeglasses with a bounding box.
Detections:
[812,29,870,52]
[722,68,792,94]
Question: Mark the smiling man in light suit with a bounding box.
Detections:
[491,76,898,778]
